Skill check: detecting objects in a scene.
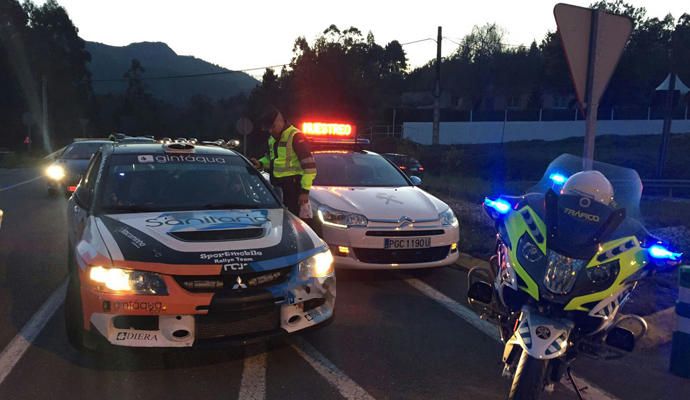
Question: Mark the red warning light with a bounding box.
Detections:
[301,122,355,137]
[68,186,77,192]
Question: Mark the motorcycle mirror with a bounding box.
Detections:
[468,281,493,304]
[605,327,635,352]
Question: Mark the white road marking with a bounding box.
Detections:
[291,337,376,400]
[0,176,42,192]
[404,277,619,400]
[0,279,67,386]
[238,346,267,400]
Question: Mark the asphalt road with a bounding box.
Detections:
[0,168,685,400]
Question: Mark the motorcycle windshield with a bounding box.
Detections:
[527,154,643,259]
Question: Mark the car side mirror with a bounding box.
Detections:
[467,281,493,304]
[273,186,284,204]
[410,176,422,186]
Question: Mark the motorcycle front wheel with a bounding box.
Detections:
[508,349,549,400]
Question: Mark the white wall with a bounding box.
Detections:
[402,120,690,145]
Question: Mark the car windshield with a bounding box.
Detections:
[61,143,106,160]
[313,152,410,187]
[99,154,279,212]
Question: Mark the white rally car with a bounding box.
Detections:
[304,129,459,269]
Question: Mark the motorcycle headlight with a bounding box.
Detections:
[586,260,620,288]
[440,208,458,227]
[317,206,367,228]
[543,251,587,295]
[46,164,65,181]
[298,250,335,279]
[89,266,168,295]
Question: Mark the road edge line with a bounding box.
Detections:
[0,279,67,386]
[290,336,376,400]
[238,344,267,400]
[0,176,42,193]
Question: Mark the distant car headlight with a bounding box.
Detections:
[317,206,368,228]
[89,266,168,295]
[46,164,65,181]
[440,208,458,227]
[299,250,335,279]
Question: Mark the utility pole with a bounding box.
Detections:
[582,9,600,170]
[657,68,676,178]
[432,26,442,145]
[41,76,49,152]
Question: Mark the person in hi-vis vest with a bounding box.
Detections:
[251,106,316,221]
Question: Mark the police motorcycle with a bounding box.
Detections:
[467,154,682,400]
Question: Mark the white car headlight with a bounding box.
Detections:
[440,208,458,227]
[46,164,66,181]
[317,206,368,228]
[299,250,335,279]
[89,266,168,295]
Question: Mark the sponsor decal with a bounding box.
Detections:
[111,301,165,313]
[116,331,158,342]
[136,154,227,164]
[564,207,600,222]
[118,227,147,248]
[222,263,248,272]
[145,212,269,229]
[201,249,263,265]
[536,326,552,340]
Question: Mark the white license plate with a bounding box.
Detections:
[383,237,431,249]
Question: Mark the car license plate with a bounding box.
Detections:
[384,237,431,249]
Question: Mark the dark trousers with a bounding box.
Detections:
[272,176,313,228]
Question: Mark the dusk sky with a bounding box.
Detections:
[40,0,689,78]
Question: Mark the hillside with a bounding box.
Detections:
[86,41,258,105]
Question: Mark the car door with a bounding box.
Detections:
[68,151,102,245]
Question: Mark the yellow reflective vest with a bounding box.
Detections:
[258,125,316,191]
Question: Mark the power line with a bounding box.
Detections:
[90,63,289,83]
[400,38,437,46]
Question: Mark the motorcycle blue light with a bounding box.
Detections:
[648,245,682,261]
[484,198,511,214]
[549,173,568,185]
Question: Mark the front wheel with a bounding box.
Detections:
[508,350,549,400]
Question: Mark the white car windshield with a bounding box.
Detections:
[313,151,410,187]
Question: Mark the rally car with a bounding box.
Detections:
[65,141,335,350]
[302,122,460,269]
[46,139,112,195]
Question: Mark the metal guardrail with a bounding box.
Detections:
[643,179,690,198]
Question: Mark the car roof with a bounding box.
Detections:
[109,143,241,157]
[69,140,112,145]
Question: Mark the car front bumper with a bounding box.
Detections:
[320,223,460,270]
[81,271,336,348]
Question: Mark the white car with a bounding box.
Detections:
[309,149,459,269]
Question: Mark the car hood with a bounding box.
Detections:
[94,209,324,272]
[55,159,90,174]
[310,186,448,221]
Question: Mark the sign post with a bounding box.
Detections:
[235,117,253,155]
[554,3,633,170]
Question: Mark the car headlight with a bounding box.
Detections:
[46,164,65,181]
[317,206,367,228]
[89,266,168,295]
[298,250,335,279]
[440,208,458,227]
[543,251,587,295]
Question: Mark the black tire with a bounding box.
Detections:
[508,350,549,400]
[64,249,97,352]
